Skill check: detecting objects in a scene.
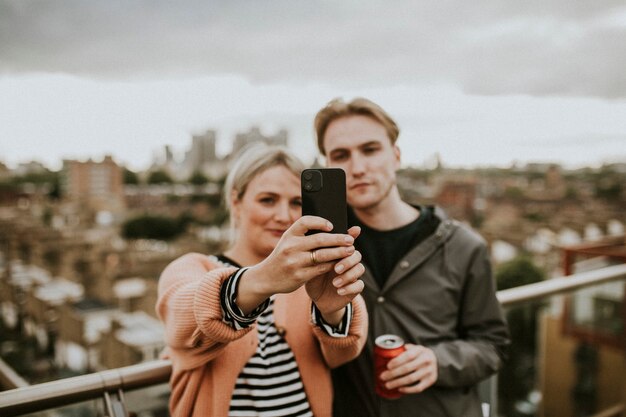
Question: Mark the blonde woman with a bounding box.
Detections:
[157,145,367,417]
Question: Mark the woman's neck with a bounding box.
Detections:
[223,243,265,267]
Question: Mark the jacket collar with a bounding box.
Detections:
[360,206,458,292]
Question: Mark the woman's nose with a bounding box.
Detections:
[274,203,291,222]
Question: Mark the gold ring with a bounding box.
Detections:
[310,250,318,265]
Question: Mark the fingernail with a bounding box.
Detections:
[327,221,333,230]
[337,288,346,295]
[335,264,345,273]
[344,236,353,244]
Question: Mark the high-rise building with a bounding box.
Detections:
[184,130,217,172]
[232,127,288,156]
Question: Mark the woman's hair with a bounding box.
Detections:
[223,143,305,230]
[314,97,400,155]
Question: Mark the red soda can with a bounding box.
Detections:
[374,334,406,399]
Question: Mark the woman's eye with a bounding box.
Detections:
[259,197,275,205]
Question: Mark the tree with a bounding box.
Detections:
[147,170,173,185]
[188,170,208,185]
[496,256,545,291]
[496,256,546,416]
[123,168,140,185]
[48,175,62,199]
[121,214,185,241]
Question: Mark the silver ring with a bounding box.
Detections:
[310,250,318,265]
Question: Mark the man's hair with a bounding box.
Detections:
[314,97,400,155]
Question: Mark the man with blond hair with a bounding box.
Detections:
[314,97,510,417]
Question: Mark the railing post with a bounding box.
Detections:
[103,389,129,417]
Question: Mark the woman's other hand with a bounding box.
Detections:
[305,226,365,325]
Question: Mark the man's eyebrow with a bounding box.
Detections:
[359,140,383,147]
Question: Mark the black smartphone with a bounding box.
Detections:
[301,168,348,234]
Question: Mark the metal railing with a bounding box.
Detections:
[1,263,625,416]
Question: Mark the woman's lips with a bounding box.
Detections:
[268,229,287,237]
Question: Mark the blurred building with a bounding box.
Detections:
[232,126,288,156]
[15,161,48,176]
[540,234,626,417]
[61,155,125,214]
[184,130,217,172]
[0,161,10,181]
[56,298,118,372]
[98,311,165,369]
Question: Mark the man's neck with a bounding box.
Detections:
[353,189,419,231]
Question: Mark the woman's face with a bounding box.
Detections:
[232,164,302,260]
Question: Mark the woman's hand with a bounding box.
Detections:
[238,216,360,314]
[305,226,365,325]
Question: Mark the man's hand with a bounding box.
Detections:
[380,344,438,393]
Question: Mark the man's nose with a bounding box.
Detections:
[350,154,366,175]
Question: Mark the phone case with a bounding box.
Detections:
[301,168,348,234]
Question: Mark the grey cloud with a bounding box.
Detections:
[1,0,625,99]
[536,134,626,147]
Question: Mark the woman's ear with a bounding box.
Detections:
[230,189,241,226]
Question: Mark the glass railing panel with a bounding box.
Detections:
[18,399,102,417]
[3,385,171,417]
[122,382,170,417]
[496,281,625,417]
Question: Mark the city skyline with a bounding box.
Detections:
[1,1,626,171]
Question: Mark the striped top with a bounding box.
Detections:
[229,297,313,416]
[216,255,351,417]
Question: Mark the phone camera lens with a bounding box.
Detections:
[303,171,313,180]
[304,182,313,191]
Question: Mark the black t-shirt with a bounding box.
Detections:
[348,205,441,288]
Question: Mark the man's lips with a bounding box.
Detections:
[349,182,370,190]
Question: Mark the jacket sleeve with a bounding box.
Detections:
[431,243,510,387]
[310,294,368,369]
[155,253,255,371]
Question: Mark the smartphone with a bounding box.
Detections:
[301,168,348,234]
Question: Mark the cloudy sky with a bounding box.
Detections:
[1,0,625,170]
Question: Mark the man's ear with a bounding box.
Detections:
[393,145,401,169]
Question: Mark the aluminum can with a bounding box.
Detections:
[374,334,406,399]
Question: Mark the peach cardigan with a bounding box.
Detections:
[156,253,368,417]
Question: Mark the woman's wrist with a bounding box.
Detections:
[318,307,346,327]
[236,265,273,315]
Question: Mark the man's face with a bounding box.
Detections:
[323,115,400,211]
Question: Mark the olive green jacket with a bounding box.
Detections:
[332,209,510,417]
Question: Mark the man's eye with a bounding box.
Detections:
[330,153,348,162]
[364,147,379,154]
[260,197,275,205]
